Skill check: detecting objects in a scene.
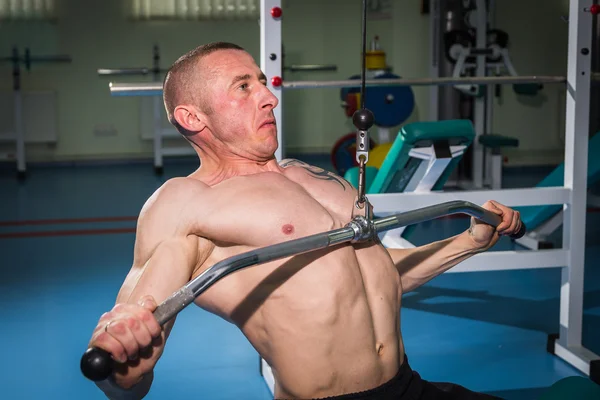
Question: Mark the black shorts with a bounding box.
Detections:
[287,356,501,400]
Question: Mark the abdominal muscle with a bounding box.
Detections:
[195,242,404,399]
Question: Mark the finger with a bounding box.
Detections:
[138,295,158,312]
[485,200,504,215]
[126,314,154,351]
[106,319,141,361]
[499,209,520,235]
[92,331,128,364]
[138,297,162,338]
[97,311,114,326]
[496,210,513,233]
[508,210,521,235]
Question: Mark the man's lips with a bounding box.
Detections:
[260,119,276,128]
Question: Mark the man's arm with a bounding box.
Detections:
[88,179,209,399]
[387,200,522,293]
[387,230,481,293]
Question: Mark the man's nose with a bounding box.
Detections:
[258,85,279,110]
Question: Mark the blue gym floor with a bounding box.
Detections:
[1,155,599,399]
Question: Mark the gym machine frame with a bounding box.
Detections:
[429,0,497,190]
[98,0,600,388]
[259,0,600,389]
[0,47,71,179]
[98,45,194,174]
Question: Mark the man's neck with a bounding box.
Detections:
[192,153,282,186]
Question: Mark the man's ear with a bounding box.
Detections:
[173,105,206,134]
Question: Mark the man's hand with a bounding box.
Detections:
[468,200,522,251]
[89,295,163,389]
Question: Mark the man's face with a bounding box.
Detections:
[199,49,279,160]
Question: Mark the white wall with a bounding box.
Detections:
[0,0,571,166]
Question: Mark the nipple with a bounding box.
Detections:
[282,224,295,235]
[376,343,384,356]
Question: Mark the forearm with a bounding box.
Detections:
[96,371,153,400]
[94,237,198,398]
[389,230,482,292]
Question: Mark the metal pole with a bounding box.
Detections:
[472,0,487,189]
[284,64,337,72]
[282,76,568,89]
[14,86,25,176]
[591,3,600,135]
[153,96,163,172]
[557,0,593,372]
[98,68,155,76]
[12,47,25,177]
[108,75,569,96]
[437,0,465,122]
[428,0,440,121]
[261,0,283,161]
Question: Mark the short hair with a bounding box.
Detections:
[163,42,245,135]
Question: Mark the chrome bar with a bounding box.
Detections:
[373,200,501,232]
[284,64,338,72]
[283,75,567,89]
[109,75,569,96]
[109,81,164,96]
[98,68,152,76]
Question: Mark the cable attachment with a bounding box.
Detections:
[357,156,367,203]
[353,108,374,165]
[352,107,374,216]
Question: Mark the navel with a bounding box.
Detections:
[376,343,384,356]
[282,224,295,235]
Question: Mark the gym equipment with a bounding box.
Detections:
[102,0,600,389]
[0,47,71,179]
[330,132,377,177]
[340,73,415,128]
[98,45,193,175]
[478,134,519,189]
[449,27,539,98]
[80,199,526,382]
[345,120,474,194]
[433,0,525,190]
[516,131,600,250]
[339,36,414,130]
[344,119,475,244]
[109,74,569,95]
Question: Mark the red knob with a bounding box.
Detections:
[271,76,282,87]
[271,6,282,18]
[590,4,599,15]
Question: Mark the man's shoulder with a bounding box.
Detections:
[159,176,209,195]
[157,176,209,199]
[139,177,209,220]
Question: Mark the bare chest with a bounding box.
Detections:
[193,166,358,248]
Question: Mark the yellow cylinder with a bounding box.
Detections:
[366,50,386,70]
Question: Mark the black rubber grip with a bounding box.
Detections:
[511,222,527,239]
[80,347,114,381]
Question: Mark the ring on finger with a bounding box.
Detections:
[104,320,114,333]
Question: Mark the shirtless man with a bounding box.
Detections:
[88,42,521,400]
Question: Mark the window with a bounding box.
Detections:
[130,0,259,20]
[0,0,56,21]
